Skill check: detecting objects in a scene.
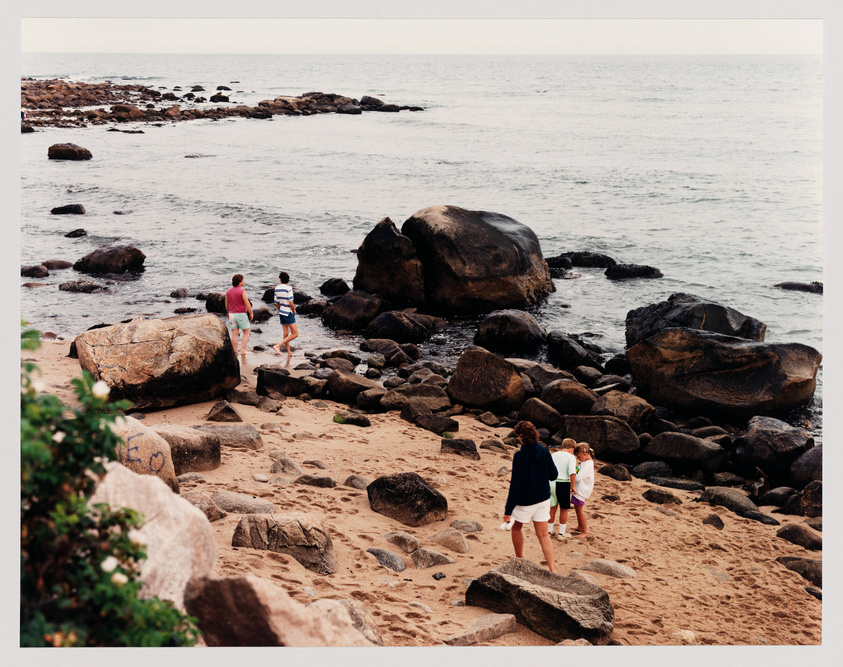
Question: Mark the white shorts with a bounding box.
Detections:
[510,499,551,524]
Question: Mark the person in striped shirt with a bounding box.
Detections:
[271,271,298,357]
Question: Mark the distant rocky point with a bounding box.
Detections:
[21,79,424,129]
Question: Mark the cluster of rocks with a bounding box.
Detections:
[21,78,423,129]
[546,250,663,281]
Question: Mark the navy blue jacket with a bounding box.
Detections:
[504,441,558,516]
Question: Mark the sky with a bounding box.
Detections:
[18,17,823,55]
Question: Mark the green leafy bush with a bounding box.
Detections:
[20,327,199,647]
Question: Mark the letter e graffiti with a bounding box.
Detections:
[125,433,142,463]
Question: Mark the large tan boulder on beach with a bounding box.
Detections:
[183,574,377,646]
[74,313,240,410]
[448,347,526,414]
[627,328,822,419]
[231,513,337,574]
[111,415,179,492]
[152,424,221,476]
[91,462,217,612]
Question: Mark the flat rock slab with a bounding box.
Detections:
[383,531,420,554]
[697,486,758,516]
[579,559,637,579]
[181,490,227,522]
[441,438,480,460]
[444,613,517,646]
[451,520,483,533]
[153,424,221,476]
[343,474,370,489]
[211,490,276,514]
[270,452,304,476]
[465,558,615,644]
[411,547,455,569]
[194,423,264,450]
[231,513,337,575]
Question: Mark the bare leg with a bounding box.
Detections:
[280,322,299,355]
[272,324,290,355]
[573,505,588,538]
[549,505,558,532]
[510,521,525,558]
[229,325,239,351]
[534,521,556,573]
[240,328,250,354]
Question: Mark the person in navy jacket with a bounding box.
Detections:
[503,421,558,572]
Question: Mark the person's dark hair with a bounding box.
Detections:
[232,273,244,287]
[513,421,540,444]
[279,272,289,283]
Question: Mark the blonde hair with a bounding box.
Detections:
[561,438,577,450]
[574,442,594,457]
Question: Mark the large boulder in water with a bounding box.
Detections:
[48,142,92,160]
[358,205,554,315]
[626,328,821,419]
[353,216,425,305]
[625,293,767,348]
[73,314,240,410]
[73,244,146,275]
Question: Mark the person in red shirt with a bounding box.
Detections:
[224,273,253,355]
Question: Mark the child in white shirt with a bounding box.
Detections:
[571,443,595,539]
[548,438,577,538]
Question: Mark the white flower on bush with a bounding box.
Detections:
[92,381,110,399]
[111,572,128,587]
[100,556,119,573]
[52,431,65,443]
[128,529,146,546]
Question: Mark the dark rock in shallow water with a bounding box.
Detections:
[774,281,822,294]
[204,292,227,314]
[627,328,822,419]
[625,293,766,348]
[59,280,109,293]
[51,203,86,215]
[21,264,49,278]
[74,244,145,275]
[605,264,662,280]
[474,309,547,354]
[363,310,440,344]
[48,142,92,160]
[65,228,88,238]
[320,277,350,297]
[321,290,384,330]
[548,251,617,268]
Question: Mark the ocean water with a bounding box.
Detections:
[20,53,823,430]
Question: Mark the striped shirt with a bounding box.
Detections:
[274,283,294,315]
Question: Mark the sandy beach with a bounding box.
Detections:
[24,337,823,647]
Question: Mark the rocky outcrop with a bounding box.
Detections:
[321,290,384,330]
[363,310,444,344]
[465,558,614,644]
[231,514,337,574]
[353,216,425,305]
[367,472,448,527]
[643,432,726,473]
[547,251,617,268]
[73,244,146,274]
[74,314,240,410]
[51,203,86,214]
[774,281,822,294]
[92,462,217,612]
[734,416,814,483]
[193,424,264,450]
[474,310,547,354]
[183,574,376,646]
[625,293,767,348]
[211,490,276,514]
[552,415,640,459]
[110,416,179,492]
[448,347,525,414]
[626,328,822,418]
[356,205,554,315]
[325,370,382,403]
